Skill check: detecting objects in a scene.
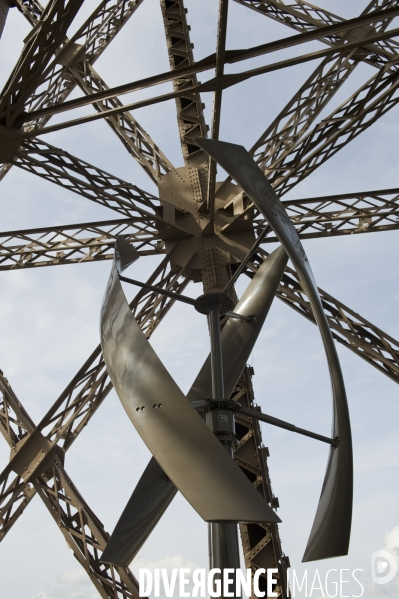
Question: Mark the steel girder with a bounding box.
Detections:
[0,371,141,599]
[1,1,399,596]
[2,185,399,270]
[13,138,163,218]
[6,136,399,383]
[0,0,86,126]
[159,0,209,166]
[1,0,174,183]
[0,218,163,270]
[234,0,399,66]
[0,254,191,541]
[230,0,399,189]
[235,367,289,599]
[0,0,9,38]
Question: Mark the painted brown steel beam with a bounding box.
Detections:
[207,0,229,232]
[8,139,189,240]
[235,368,289,599]
[0,254,192,541]
[0,370,35,449]
[159,0,208,166]
[12,139,164,219]
[68,63,174,182]
[17,6,399,126]
[0,218,164,271]
[2,0,174,185]
[35,458,142,599]
[0,372,143,598]
[252,187,399,240]
[267,62,399,195]
[22,0,173,183]
[0,0,85,126]
[22,24,399,138]
[0,0,10,38]
[252,253,399,384]
[234,0,399,68]
[3,184,398,272]
[0,0,142,181]
[215,2,399,228]
[21,0,144,119]
[10,0,44,25]
[244,0,399,190]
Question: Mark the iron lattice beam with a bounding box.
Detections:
[254,186,399,239]
[9,0,44,25]
[18,18,399,138]
[0,0,85,126]
[0,254,191,541]
[20,0,144,122]
[3,185,399,270]
[250,254,399,384]
[68,63,174,182]
[246,0,399,189]
[2,0,174,184]
[0,0,9,38]
[13,139,164,219]
[19,0,399,135]
[234,367,289,599]
[234,0,399,68]
[0,372,142,599]
[16,5,399,125]
[267,59,399,195]
[0,218,164,271]
[159,0,209,165]
[216,2,399,228]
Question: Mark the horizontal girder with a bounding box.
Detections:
[0,218,163,271]
[2,185,399,270]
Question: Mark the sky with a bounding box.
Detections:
[0,1,399,598]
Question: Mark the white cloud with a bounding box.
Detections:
[59,569,90,585]
[131,554,200,578]
[367,526,399,597]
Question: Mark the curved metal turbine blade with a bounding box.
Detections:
[188,245,288,402]
[101,238,280,523]
[195,138,353,562]
[101,458,176,567]
[101,246,287,566]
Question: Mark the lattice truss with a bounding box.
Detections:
[1,0,399,597]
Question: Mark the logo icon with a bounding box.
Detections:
[371,550,398,585]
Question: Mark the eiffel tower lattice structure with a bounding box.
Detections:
[1,1,399,598]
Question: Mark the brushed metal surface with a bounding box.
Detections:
[196,138,353,562]
[188,246,288,403]
[100,237,280,524]
[101,244,286,566]
[101,458,175,566]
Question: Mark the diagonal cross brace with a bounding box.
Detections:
[0,252,192,542]
[0,371,142,599]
